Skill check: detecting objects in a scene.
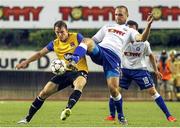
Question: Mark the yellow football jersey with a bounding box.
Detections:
[53,32,88,73]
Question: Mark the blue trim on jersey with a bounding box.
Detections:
[46,41,54,51]
[77,33,84,44]
[120,68,154,90]
[89,44,121,78]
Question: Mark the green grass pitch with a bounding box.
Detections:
[0,101,179,127]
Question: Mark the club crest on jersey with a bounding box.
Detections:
[123,28,128,31]
[70,42,75,47]
[136,47,140,51]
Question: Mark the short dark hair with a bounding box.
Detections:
[127,20,138,30]
[54,20,67,30]
[115,5,129,17]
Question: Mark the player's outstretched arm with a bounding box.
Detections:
[149,53,162,79]
[15,47,49,69]
[135,13,154,42]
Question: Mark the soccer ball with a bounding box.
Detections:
[50,59,66,75]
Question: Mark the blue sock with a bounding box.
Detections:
[73,43,87,63]
[155,96,171,118]
[109,97,116,117]
[114,98,124,119]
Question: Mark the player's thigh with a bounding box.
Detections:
[50,71,77,91]
[39,81,58,98]
[73,71,88,90]
[73,76,87,90]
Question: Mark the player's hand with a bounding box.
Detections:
[67,61,78,71]
[15,60,29,69]
[147,13,154,26]
[64,53,78,71]
[155,71,162,80]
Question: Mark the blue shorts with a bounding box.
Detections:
[120,68,154,90]
[88,44,121,78]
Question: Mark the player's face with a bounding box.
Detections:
[54,26,68,42]
[115,8,128,25]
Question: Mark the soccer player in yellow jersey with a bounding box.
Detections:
[16,20,88,124]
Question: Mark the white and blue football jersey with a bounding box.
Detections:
[92,23,139,60]
[121,41,152,69]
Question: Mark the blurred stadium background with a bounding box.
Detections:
[0,0,180,101]
[0,0,180,127]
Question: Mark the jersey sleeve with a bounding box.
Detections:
[144,41,152,56]
[77,33,84,44]
[46,41,54,51]
[129,28,139,42]
[92,25,106,42]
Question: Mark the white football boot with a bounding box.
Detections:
[60,108,71,120]
[17,118,28,124]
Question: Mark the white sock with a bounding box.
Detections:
[111,94,122,101]
[79,43,87,50]
[152,92,160,100]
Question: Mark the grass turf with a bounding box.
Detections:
[0,101,179,127]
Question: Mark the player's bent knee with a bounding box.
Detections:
[73,76,87,90]
[83,38,92,45]
[82,38,94,50]
[109,88,120,97]
[39,90,50,99]
[148,86,157,96]
[74,83,86,91]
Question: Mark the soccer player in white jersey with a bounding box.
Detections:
[105,20,176,122]
[65,6,153,125]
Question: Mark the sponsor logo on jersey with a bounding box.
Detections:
[124,52,141,57]
[108,29,125,36]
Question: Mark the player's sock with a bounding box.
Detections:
[73,43,87,63]
[66,90,82,109]
[152,92,171,118]
[112,94,124,119]
[109,96,116,117]
[26,96,44,122]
